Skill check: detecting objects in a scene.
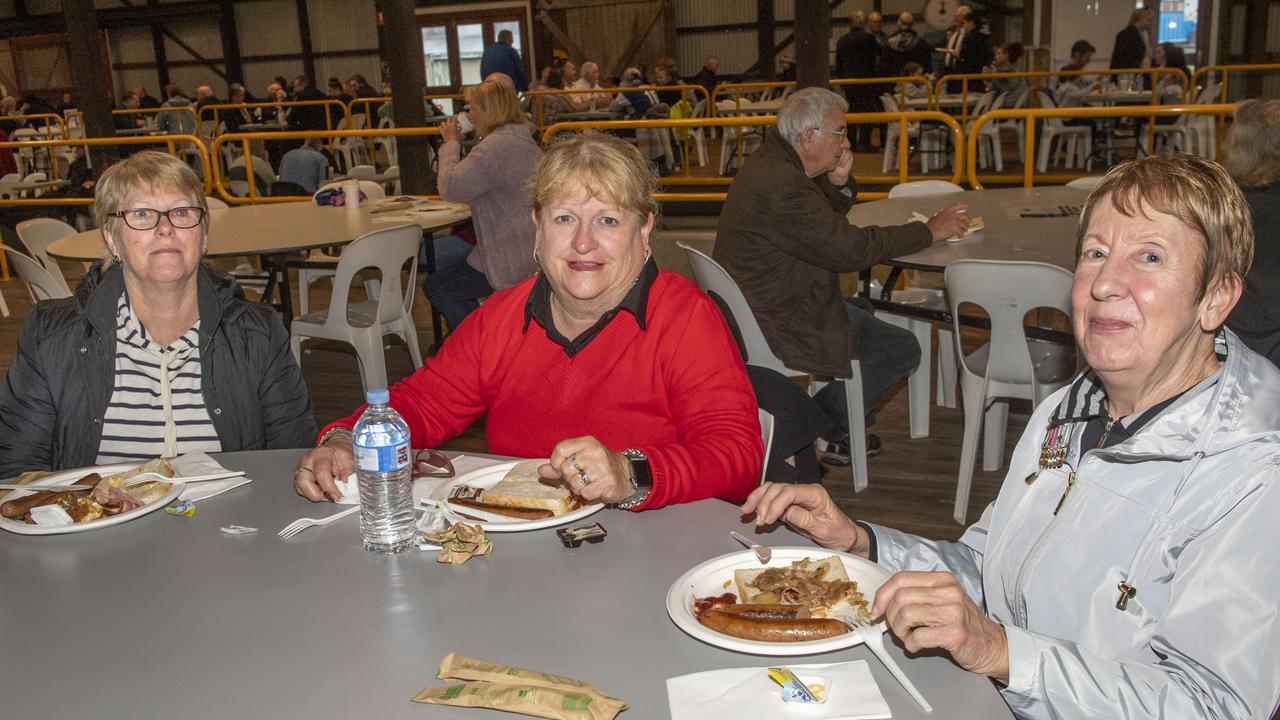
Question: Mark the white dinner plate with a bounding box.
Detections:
[428,460,603,533]
[667,547,892,656]
[0,464,186,536]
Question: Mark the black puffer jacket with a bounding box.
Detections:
[0,262,317,477]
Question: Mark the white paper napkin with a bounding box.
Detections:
[168,451,252,502]
[667,661,891,720]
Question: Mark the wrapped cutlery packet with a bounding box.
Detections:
[414,653,628,720]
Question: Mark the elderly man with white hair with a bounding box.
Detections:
[715,87,967,463]
[571,61,610,110]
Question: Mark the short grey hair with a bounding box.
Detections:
[777,87,848,145]
[1223,99,1280,189]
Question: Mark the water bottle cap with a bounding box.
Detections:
[366,389,390,405]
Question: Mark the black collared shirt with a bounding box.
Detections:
[522,259,659,357]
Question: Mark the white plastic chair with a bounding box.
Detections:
[715,100,764,175]
[1035,92,1091,173]
[348,164,376,181]
[0,244,72,302]
[14,217,74,296]
[296,180,388,314]
[1139,83,1222,158]
[757,408,775,486]
[688,98,709,167]
[945,260,1077,523]
[1065,176,1102,190]
[881,181,965,427]
[290,224,424,392]
[680,242,871,491]
[881,94,947,173]
[385,164,401,196]
[967,92,1003,171]
[334,114,370,171]
[992,88,1030,163]
[374,116,397,168]
[887,180,963,198]
[1189,83,1222,160]
[21,171,47,197]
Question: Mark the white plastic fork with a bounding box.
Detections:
[123,470,246,488]
[833,614,933,713]
[277,505,360,539]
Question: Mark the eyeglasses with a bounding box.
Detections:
[811,127,848,138]
[108,206,205,231]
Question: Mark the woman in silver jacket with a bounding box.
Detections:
[743,153,1280,720]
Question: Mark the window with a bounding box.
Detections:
[417,12,530,93]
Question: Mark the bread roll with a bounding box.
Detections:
[480,460,582,516]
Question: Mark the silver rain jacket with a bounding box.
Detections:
[871,329,1280,719]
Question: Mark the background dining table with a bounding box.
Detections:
[47,199,471,324]
[848,185,1086,334]
[0,449,1014,719]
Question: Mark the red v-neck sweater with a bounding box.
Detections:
[322,270,763,510]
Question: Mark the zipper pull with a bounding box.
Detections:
[1115,581,1137,610]
[1053,471,1077,515]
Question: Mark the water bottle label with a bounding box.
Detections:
[354,441,411,473]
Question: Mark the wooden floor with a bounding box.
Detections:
[0,257,1027,542]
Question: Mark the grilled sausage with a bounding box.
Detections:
[698,607,847,642]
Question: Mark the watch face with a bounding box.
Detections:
[924,0,960,31]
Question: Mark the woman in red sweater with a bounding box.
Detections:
[294,132,762,511]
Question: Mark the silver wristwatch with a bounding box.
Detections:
[615,448,652,510]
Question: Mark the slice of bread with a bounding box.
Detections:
[480,460,582,516]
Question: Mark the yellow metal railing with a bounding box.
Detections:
[3,113,67,137]
[523,84,712,132]
[541,111,966,201]
[1191,63,1280,103]
[964,103,1238,189]
[934,67,1190,125]
[198,100,349,141]
[208,127,443,202]
[0,134,211,280]
[712,77,934,115]
[107,105,201,132]
[0,134,212,204]
[345,94,463,160]
[346,93,466,125]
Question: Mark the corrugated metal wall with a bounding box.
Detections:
[238,0,304,95]
[308,0,381,89]
[565,0,669,80]
[101,0,380,102]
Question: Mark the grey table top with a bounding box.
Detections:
[848,185,1089,273]
[0,450,1012,719]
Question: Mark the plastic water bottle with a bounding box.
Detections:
[352,389,415,554]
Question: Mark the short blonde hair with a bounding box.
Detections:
[94,150,207,233]
[530,131,658,222]
[1223,99,1280,189]
[1077,153,1254,299]
[465,80,524,134]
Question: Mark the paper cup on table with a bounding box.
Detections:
[342,179,360,208]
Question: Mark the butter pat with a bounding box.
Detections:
[768,666,830,704]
